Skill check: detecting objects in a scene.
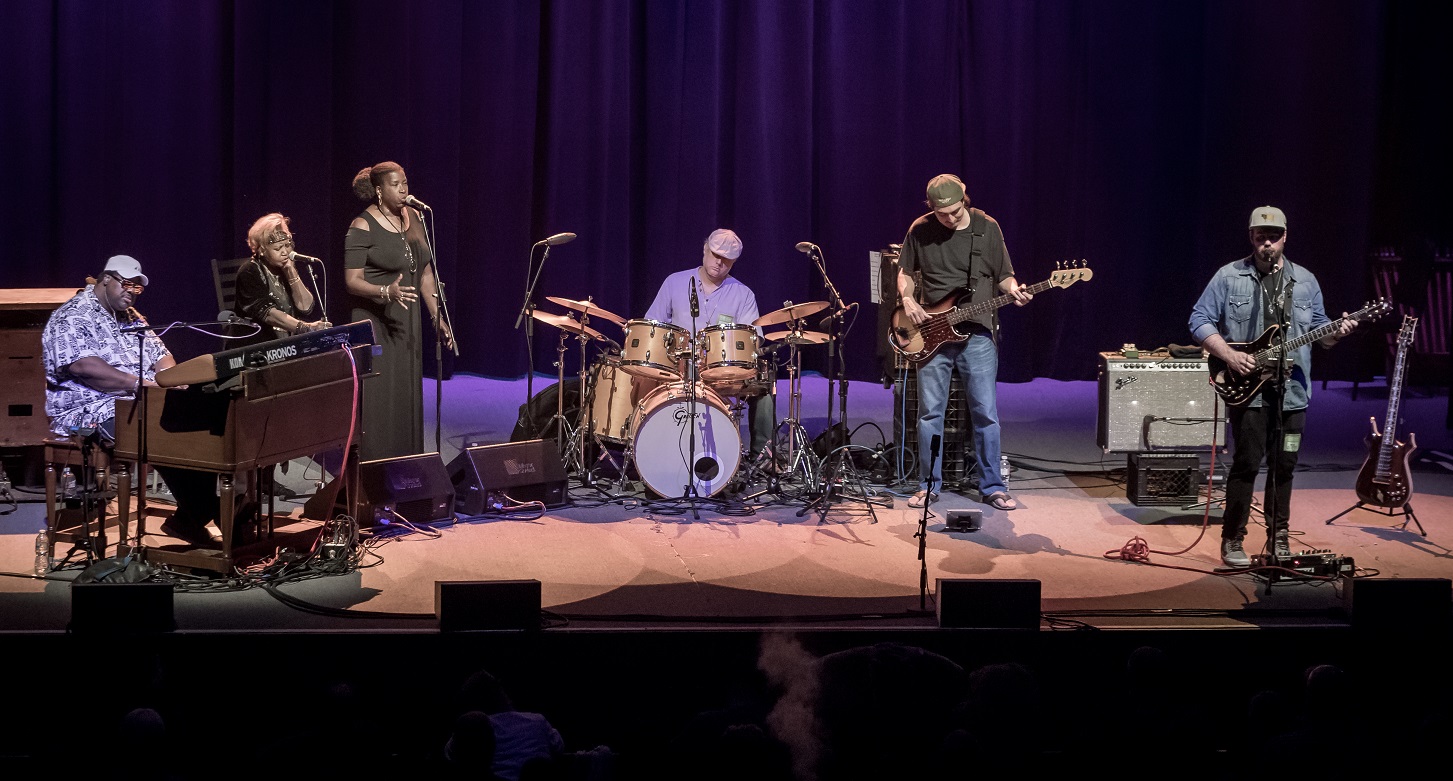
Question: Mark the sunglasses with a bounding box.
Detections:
[107,274,145,295]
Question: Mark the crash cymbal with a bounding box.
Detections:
[545,296,627,326]
[531,310,607,341]
[752,300,829,327]
[762,329,830,345]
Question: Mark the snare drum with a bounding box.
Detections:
[620,319,688,380]
[586,355,658,443]
[697,323,759,381]
[631,382,741,498]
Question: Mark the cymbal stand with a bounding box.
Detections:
[770,323,820,496]
[546,327,584,474]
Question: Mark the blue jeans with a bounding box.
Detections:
[916,329,1005,497]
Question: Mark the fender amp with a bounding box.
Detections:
[449,439,568,514]
[1097,351,1225,452]
[354,452,455,527]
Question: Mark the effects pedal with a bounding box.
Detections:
[1251,548,1355,578]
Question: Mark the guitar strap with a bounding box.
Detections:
[966,208,998,335]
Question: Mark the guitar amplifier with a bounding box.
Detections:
[1097,351,1225,452]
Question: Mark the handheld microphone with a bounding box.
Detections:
[537,232,577,246]
[404,195,432,211]
[795,241,816,254]
[689,276,700,318]
[288,251,322,264]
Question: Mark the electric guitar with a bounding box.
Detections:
[1354,315,1417,507]
[1207,299,1391,406]
[888,261,1092,365]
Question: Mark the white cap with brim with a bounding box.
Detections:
[706,229,743,260]
[104,255,149,286]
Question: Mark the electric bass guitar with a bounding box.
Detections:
[1355,314,1417,507]
[1207,298,1391,406]
[888,261,1092,365]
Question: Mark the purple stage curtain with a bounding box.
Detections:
[3,0,1446,384]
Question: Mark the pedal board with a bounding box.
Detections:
[1251,549,1356,578]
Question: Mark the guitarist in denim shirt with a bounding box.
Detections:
[1189,206,1354,567]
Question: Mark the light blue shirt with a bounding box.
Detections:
[644,268,762,335]
[1189,255,1332,410]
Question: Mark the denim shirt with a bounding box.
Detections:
[1189,255,1330,410]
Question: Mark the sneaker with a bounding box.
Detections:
[907,491,938,509]
[1272,536,1292,559]
[1221,538,1250,568]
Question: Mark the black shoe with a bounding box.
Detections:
[158,519,220,549]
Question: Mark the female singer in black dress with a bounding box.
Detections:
[344,162,454,461]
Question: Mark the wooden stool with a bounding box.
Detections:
[42,435,129,562]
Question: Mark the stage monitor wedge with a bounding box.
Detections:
[449,439,568,514]
[355,452,455,528]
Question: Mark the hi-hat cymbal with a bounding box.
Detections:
[753,300,829,327]
[532,310,607,341]
[545,296,627,326]
[763,329,830,345]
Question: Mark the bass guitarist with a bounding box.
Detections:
[1189,206,1355,567]
[897,174,1031,510]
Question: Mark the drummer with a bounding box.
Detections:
[644,228,775,460]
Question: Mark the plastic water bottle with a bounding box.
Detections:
[1000,455,1011,484]
[33,529,50,576]
[60,467,77,500]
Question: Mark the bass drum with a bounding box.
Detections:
[631,382,741,498]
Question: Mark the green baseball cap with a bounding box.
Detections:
[926,174,965,209]
[1248,206,1287,231]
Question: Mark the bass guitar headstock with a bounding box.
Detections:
[1047,259,1092,288]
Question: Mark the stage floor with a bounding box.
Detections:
[2,374,1450,633]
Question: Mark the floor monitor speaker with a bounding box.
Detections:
[449,439,568,514]
[936,578,1041,629]
[355,452,454,527]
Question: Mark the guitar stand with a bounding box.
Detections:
[1324,501,1425,537]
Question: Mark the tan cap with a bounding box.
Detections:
[1248,206,1287,231]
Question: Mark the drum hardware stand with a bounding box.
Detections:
[573,361,632,495]
[544,326,584,473]
[768,324,821,495]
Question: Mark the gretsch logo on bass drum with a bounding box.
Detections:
[673,408,706,425]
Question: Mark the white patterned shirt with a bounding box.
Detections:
[42,286,170,436]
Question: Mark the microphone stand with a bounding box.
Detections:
[515,241,552,439]
[680,276,703,520]
[417,209,459,456]
[916,438,941,610]
[1262,275,1295,575]
[798,244,881,523]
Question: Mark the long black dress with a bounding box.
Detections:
[345,210,430,461]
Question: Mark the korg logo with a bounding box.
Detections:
[503,458,537,476]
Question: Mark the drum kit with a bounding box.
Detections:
[529,294,834,501]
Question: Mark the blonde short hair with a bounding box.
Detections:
[246,213,292,256]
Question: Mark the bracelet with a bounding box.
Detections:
[286,275,300,284]
[379,285,389,302]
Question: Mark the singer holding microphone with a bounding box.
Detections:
[235,213,328,349]
[644,229,775,461]
[344,161,453,461]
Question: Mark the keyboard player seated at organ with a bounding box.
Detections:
[234,213,330,347]
[42,255,226,549]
